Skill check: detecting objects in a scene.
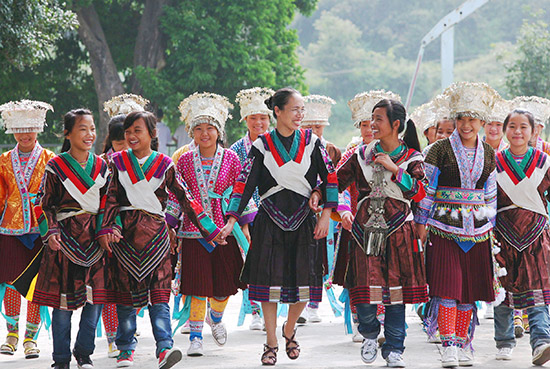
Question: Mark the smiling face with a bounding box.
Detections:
[246,113,270,138]
[505,113,533,151]
[423,126,437,144]
[13,132,38,152]
[193,122,219,153]
[485,120,504,143]
[436,119,455,140]
[371,107,398,141]
[125,117,154,154]
[302,123,325,138]
[456,116,483,147]
[274,93,304,134]
[65,115,95,152]
[360,120,374,144]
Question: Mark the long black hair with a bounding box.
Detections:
[60,108,93,153]
[264,87,300,119]
[102,114,126,153]
[123,111,159,151]
[503,109,536,133]
[372,99,421,152]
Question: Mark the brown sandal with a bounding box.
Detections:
[261,344,278,365]
[282,322,300,360]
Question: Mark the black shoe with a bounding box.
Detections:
[73,349,94,369]
[51,363,70,369]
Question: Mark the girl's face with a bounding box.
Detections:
[485,120,504,142]
[456,116,483,143]
[302,124,325,138]
[13,132,38,152]
[360,120,374,144]
[66,115,95,152]
[371,107,397,141]
[111,139,128,152]
[436,120,455,140]
[423,126,437,144]
[193,122,219,152]
[274,94,305,133]
[246,114,270,137]
[125,118,153,153]
[505,113,533,149]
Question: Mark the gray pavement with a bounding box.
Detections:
[0,289,537,368]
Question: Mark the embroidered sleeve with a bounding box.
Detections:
[336,150,358,193]
[337,189,352,217]
[414,161,440,225]
[313,139,338,209]
[98,163,124,236]
[230,154,258,225]
[484,169,497,226]
[36,170,61,241]
[392,159,426,202]
[227,147,262,218]
[165,166,220,242]
[0,163,7,216]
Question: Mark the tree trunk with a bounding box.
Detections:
[130,0,169,97]
[76,4,124,154]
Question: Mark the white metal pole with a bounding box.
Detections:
[441,26,455,90]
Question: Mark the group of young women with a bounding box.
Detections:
[0,81,550,369]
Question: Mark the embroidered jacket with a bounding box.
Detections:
[495,148,550,252]
[230,133,261,206]
[415,130,497,243]
[227,128,338,231]
[167,146,257,239]
[0,144,55,235]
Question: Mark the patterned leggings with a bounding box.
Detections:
[3,287,41,342]
[437,298,473,348]
[102,304,118,344]
[189,296,229,340]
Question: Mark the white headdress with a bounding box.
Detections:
[179,92,233,137]
[511,96,550,127]
[411,102,437,132]
[301,95,336,126]
[103,93,149,117]
[235,87,274,122]
[443,82,499,121]
[0,99,53,134]
[488,98,513,123]
[431,93,452,122]
[348,90,401,127]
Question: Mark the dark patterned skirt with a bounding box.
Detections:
[426,232,494,304]
[346,221,428,306]
[241,209,323,303]
[333,229,351,286]
[496,229,550,309]
[0,234,42,283]
[179,236,246,297]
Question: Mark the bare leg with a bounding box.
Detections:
[285,302,307,338]
[262,302,278,348]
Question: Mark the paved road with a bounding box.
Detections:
[0,289,537,368]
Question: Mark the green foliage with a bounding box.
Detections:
[504,20,550,98]
[0,0,78,69]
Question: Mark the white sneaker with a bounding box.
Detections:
[386,351,405,367]
[441,345,458,368]
[207,319,227,346]
[352,323,363,343]
[361,338,378,364]
[495,347,513,360]
[108,342,119,358]
[484,304,494,319]
[187,337,204,357]
[458,347,473,366]
[533,343,550,366]
[249,314,264,331]
[180,320,190,334]
[307,307,322,323]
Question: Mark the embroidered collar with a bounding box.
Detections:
[497,147,540,185]
[55,152,101,194]
[243,132,253,154]
[449,129,485,189]
[363,140,413,166]
[121,150,162,184]
[264,129,307,166]
[192,144,224,218]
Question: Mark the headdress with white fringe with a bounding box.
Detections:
[179,92,233,138]
[0,99,53,134]
[103,93,149,118]
[348,90,401,128]
[443,81,500,122]
[488,98,513,123]
[235,87,274,122]
[511,96,550,127]
[301,94,336,127]
[411,102,437,132]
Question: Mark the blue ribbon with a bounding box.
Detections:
[339,288,353,334]
[172,295,198,336]
[0,284,17,326]
[323,219,344,317]
[208,187,249,254]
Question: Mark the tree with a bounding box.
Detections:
[0,0,77,69]
[504,19,550,98]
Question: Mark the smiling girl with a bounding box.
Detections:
[223,87,338,365]
[0,100,55,360]
[492,109,550,365]
[415,82,499,368]
[98,110,222,369]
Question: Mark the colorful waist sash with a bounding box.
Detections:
[434,187,485,206]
